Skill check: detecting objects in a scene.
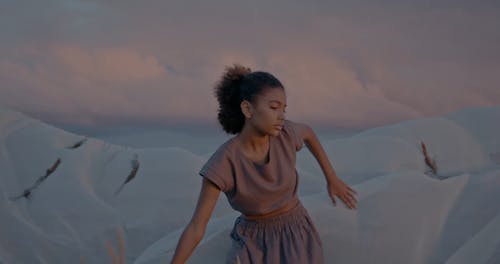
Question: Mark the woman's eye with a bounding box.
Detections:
[271,106,285,112]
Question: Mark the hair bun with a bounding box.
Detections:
[224,64,252,82]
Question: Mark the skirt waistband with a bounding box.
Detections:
[236,199,307,228]
[241,197,300,221]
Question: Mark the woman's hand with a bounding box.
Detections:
[327,178,358,209]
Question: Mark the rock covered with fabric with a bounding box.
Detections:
[0,106,499,263]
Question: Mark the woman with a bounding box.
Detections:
[171,64,358,263]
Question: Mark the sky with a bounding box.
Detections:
[1,0,500,133]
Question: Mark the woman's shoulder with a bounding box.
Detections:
[199,137,237,172]
[281,119,305,151]
[208,136,238,160]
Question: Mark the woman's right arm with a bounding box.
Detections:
[170,178,221,264]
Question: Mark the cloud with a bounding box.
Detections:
[1,1,499,130]
[265,50,422,128]
[53,46,167,82]
[0,45,175,125]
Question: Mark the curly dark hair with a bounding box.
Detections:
[214,63,284,134]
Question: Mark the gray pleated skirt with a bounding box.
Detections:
[226,201,324,264]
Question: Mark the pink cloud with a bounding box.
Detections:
[0,45,174,126]
[265,50,422,128]
[53,46,167,82]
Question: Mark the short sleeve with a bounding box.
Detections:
[283,119,304,151]
[198,147,234,193]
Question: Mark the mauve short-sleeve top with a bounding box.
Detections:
[198,119,304,216]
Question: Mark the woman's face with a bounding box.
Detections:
[245,87,287,137]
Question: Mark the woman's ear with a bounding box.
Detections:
[240,100,252,119]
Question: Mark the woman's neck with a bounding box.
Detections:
[236,126,270,153]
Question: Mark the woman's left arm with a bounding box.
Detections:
[293,122,358,209]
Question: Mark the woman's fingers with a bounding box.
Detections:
[329,183,358,209]
[342,192,357,209]
[347,185,357,194]
[333,194,355,209]
[345,185,358,209]
[345,197,355,209]
[347,191,358,204]
[348,192,358,208]
[338,194,349,208]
